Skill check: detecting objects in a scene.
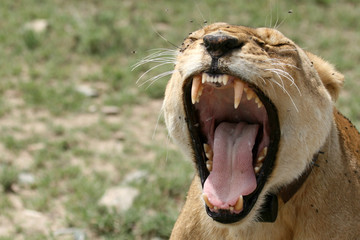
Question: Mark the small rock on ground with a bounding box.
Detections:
[122,170,148,185]
[75,85,99,98]
[18,172,35,185]
[54,228,86,240]
[101,106,120,115]
[98,186,139,212]
[24,19,49,33]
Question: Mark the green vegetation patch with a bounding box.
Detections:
[0,0,358,239]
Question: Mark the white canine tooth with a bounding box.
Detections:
[223,75,229,85]
[257,147,267,162]
[234,196,244,211]
[263,147,268,156]
[246,89,255,101]
[255,162,263,171]
[229,206,234,213]
[205,151,213,161]
[195,85,203,103]
[218,75,224,84]
[202,73,207,83]
[234,80,244,109]
[196,96,200,103]
[255,97,263,108]
[222,75,227,85]
[203,143,210,152]
[257,155,265,163]
[204,143,213,160]
[206,160,213,172]
[191,75,202,104]
[203,194,214,209]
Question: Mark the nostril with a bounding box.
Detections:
[203,33,242,57]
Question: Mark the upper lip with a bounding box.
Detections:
[183,72,281,224]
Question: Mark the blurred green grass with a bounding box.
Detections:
[0,0,359,239]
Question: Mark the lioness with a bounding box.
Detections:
[162,23,360,239]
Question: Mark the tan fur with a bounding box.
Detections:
[162,23,360,239]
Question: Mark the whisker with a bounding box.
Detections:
[273,3,280,29]
[136,62,174,85]
[151,24,180,49]
[134,59,175,69]
[253,72,267,85]
[271,70,285,89]
[138,50,176,60]
[275,9,293,30]
[269,78,299,112]
[132,49,176,70]
[269,62,300,70]
[266,68,301,95]
[152,105,164,140]
[143,70,174,89]
[194,0,207,27]
[265,58,300,70]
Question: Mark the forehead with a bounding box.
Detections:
[188,23,291,44]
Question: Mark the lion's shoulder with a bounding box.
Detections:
[334,109,360,166]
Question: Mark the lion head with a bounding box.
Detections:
[163,23,344,225]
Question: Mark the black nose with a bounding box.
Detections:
[203,33,242,58]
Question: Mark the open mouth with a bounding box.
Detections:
[183,72,280,224]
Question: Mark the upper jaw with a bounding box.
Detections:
[182,71,281,224]
[191,72,264,109]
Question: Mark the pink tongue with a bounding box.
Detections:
[203,122,258,209]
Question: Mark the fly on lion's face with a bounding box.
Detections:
[159,23,360,240]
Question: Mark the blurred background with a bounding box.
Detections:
[0,0,359,239]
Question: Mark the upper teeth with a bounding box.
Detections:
[202,73,229,85]
[191,73,264,109]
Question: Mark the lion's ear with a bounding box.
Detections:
[306,52,344,102]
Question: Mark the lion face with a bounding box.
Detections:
[163,23,342,224]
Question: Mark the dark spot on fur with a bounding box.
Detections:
[315,209,319,213]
